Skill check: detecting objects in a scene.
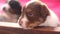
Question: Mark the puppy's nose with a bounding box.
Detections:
[19,20,23,26]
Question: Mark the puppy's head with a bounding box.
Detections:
[3,0,21,15]
[18,1,50,29]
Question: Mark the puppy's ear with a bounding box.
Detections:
[41,5,50,17]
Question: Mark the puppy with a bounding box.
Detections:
[0,0,21,22]
[18,1,59,29]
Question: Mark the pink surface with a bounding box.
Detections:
[0,0,60,20]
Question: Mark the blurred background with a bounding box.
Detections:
[0,0,60,20]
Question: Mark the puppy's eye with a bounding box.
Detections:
[28,13,33,16]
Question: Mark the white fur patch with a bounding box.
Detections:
[20,14,29,28]
[25,0,44,8]
[25,1,35,8]
[1,4,10,11]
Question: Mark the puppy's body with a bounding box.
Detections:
[39,9,59,27]
[0,13,19,22]
[18,1,59,29]
[0,0,21,22]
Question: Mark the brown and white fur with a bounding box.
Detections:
[18,0,59,29]
[0,0,21,22]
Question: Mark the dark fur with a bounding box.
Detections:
[23,2,50,23]
[8,0,21,15]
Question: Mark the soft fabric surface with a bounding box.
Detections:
[0,0,60,20]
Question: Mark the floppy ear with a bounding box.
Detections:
[40,5,50,17]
